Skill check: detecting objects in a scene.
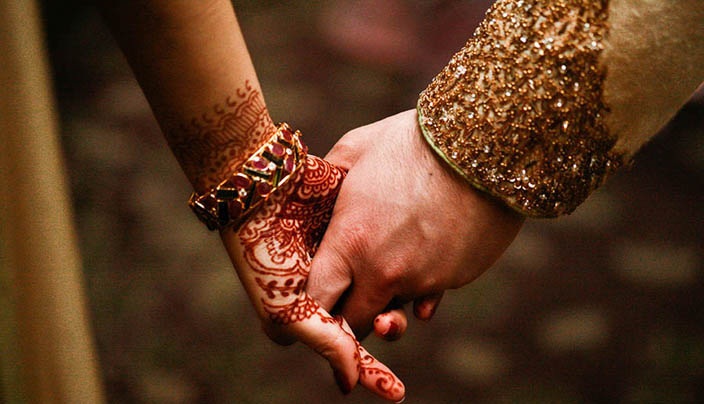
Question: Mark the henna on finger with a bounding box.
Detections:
[177,90,405,400]
[227,155,405,402]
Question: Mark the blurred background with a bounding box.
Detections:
[12,0,704,402]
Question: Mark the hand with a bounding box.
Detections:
[306,109,524,339]
[219,156,405,402]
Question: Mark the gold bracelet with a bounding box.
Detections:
[188,123,307,231]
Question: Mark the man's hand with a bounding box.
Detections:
[307,109,524,339]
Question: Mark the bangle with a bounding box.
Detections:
[188,123,307,231]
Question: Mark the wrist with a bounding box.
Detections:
[412,109,526,223]
[188,123,307,231]
[167,86,277,194]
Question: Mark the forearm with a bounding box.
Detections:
[99,0,275,193]
[418,0,704,217]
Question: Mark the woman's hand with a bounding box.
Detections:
[219,156,405,402]
[306,109,525,338]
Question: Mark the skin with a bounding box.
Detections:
[220,156,405,401]
[99,0,274,193]
[101,0,702,397]
[99,0,520,398]
[307,109,525,338]
[99,0,405,400]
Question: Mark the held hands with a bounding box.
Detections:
[219,155,405,402]
[307,109,525,338]
[217,109,522,400]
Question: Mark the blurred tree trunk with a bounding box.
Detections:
[0,0,104,402]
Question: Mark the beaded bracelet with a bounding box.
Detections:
[188,123,307,231]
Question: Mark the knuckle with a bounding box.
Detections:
[329,135,356,155]
[327,134,361,167]
[382,263,406,287]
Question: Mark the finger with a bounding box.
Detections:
[339,284,394,340]
[261,322,296,346]
[307,244,352,312]
[338,317,406,402]
[413,292,444,321]
[282,296,406,401]
[282,298,361,395]
[226,152,405,400]
[323,146,354,170]
[373,308,408,341]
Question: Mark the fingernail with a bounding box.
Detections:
[416,301,436,321]
[426,301,438,318]
[383,321,400,340]
[333,369,351,395]
[395,397,406,404]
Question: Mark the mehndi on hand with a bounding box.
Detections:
[220,155,405,402]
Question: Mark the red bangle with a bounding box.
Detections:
[188,123,307,231]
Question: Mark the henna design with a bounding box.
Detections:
[255,276,319,324]
[239,156,343,323]
[239,157,343,280]
[323,316,405,398]
[233,155,405,401]
[255,277,305,299]
[262,294,321,325]
[167,80,276,191]
[359,347,403,396]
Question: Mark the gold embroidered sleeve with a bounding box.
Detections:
[418,0,704,217]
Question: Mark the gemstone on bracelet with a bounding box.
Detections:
[217,201,230,226]
[246,157,274,180]
[279,127,294,145]
[283,155,295,174]
[200,194,218,211]
[250,157,269,171]
[270,142,285,158]
[228,200,243,218]
[232,173,252,189]
[256,181,273,197]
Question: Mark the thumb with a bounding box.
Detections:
[337,316,406,403]
[283,303,360,394]
[307,239,352,312]
[284,296,405,402]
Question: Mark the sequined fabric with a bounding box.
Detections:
[418,0,624,217]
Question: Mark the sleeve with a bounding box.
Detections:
[417,0,704,217]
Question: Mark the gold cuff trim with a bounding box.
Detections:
[417,0,625,217]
